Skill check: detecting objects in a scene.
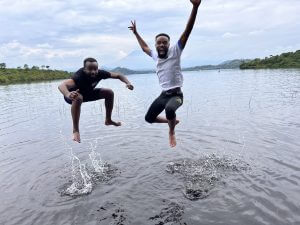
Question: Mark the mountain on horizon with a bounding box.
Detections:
[105,50,155,70]
[108,59,250,75]
[106,49,242,70]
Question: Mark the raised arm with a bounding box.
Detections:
[179,0,201,49]
[128,20,152,57]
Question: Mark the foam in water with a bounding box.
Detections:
[166,154,250,200]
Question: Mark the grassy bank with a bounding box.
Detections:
[0,68,72,85]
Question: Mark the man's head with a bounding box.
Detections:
[155,33,170,58]
[83,57,99,76]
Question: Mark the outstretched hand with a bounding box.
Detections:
[190,0,201,7]
[128,20,137,34]
[126,83,134,90]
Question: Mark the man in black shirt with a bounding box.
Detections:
[58,58,134,143]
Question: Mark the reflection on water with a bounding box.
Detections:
[0,69,300,225]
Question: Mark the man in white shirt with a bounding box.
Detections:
[129,0,201,147]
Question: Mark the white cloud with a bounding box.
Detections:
[222,32,239,39]
[36,43,53,48]
[248,30,265,36]
[118,50,128,59]
[0,0,300,69]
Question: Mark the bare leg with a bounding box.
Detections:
[165,96,183,148]
[155,116,179,125]
[168,118,177,148]
[71,95,83,143]
[99,89,121,126]
[145,94,181,147]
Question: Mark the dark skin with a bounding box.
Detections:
[58,61,134,143]
[129,0,201,147]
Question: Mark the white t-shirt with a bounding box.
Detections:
[150,42,183,91]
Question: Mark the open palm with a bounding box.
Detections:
[128,20,137,34]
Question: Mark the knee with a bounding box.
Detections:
[73,95,83,104]
[145,114,154,124]
[105,89,114,99]
[165,106,175,120]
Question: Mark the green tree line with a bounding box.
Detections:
[240,50,300,69]
[0,64,72,85]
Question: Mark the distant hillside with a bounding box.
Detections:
[109,59,249,75]
[184,59,251,71]
[240,50,300,69]
[109,67,154,75]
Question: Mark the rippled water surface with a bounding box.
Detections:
[0,69,300,225]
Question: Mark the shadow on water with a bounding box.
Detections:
[149,200,186,225]
[166,154,250,200]
[96,200,187,225]
[97,202,129,225]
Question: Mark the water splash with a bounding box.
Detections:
[166,154,250,200]
[65,154,92,196]
[88,140,105,174]
[59,132,93,196]
[59,132,118,197]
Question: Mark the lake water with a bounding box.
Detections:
[0,69,300,225]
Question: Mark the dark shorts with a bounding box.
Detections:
[64,88,104,104]
[145,87,183,123]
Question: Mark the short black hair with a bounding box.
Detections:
[155,33,170,41]
[83,57,98,67]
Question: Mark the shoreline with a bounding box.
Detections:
[1,68,300,86]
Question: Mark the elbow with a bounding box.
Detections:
[116,74,122,79]
[58,82,66,92]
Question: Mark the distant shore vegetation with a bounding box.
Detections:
[1,50,300,85]
[0,64,71,85]
[240,50,300,69]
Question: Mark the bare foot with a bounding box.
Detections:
[105,119,122,126]
[72,131,81,143]
[169,132,177,148]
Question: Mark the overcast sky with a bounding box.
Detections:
[0,0,299,70]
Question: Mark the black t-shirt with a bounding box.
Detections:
[70,68,111,95]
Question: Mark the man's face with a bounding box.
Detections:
[84,61,99,77]
[155,36,170,59]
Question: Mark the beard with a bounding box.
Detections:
[156,46,169,59]
[84,69,98,77]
